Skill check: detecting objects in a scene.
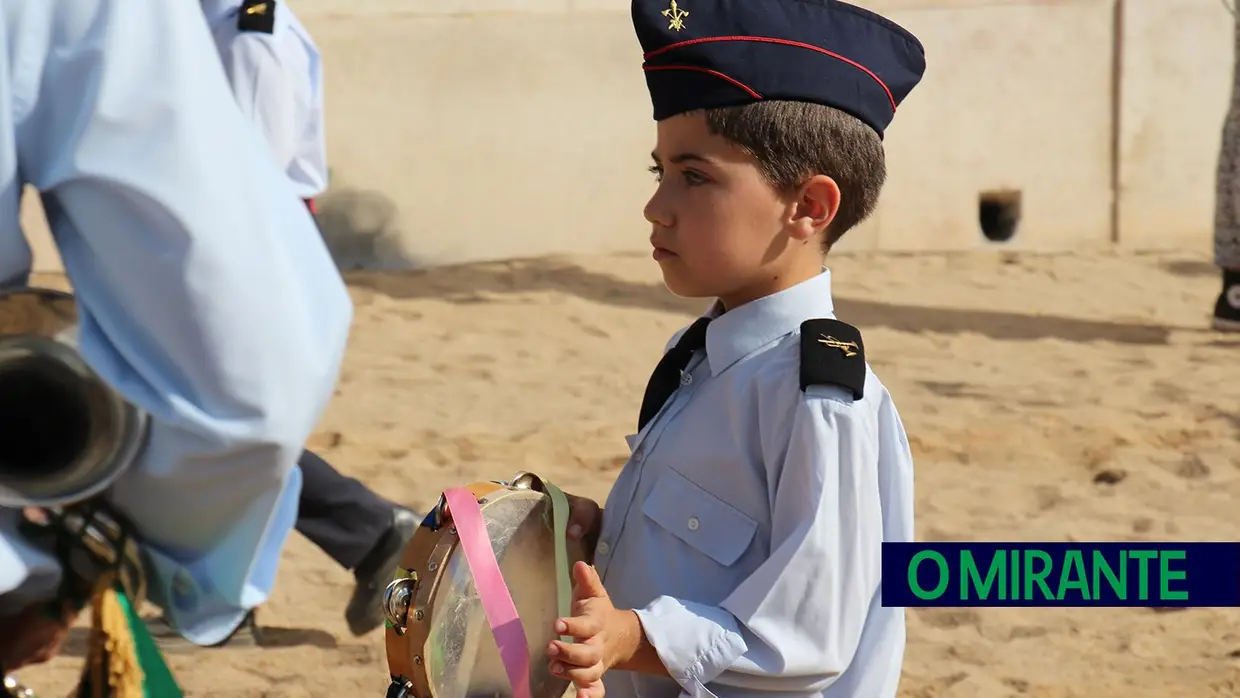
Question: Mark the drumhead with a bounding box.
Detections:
[425,487,583,698]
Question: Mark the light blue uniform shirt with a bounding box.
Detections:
[0,0,352,646]
[597,270,915,698]
[201,0,329,200]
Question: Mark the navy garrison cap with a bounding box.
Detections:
[632,0,926,139]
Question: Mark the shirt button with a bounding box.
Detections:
[687,517,700,531]
[596,541,611,556]
[680,372,693,386]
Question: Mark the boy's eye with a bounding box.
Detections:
[647,165,664,182]
[682,169,708,186]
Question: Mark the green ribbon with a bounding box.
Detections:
[540,480,573,644]
[117,590,184,698]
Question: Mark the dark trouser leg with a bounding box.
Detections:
[1218,9,1240,271]
[1212,13,1240,330]
[295,449,393,570]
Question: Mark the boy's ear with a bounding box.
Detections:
[789,174,841,241]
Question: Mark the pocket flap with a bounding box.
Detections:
[641,469,757,567]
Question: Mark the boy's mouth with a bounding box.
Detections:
[651,244,677,261]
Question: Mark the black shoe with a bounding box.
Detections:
[148,609,262,653]
[345,506,418,636]
[1213,284,1240,332]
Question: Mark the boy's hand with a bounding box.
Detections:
[0,600,78,671]
[565,494,602,562]
[548,561,637,698]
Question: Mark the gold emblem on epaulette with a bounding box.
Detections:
[662,0,689,31]
[245,2,269,15]
[818,335,858,357]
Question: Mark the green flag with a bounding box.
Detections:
[78,585,183,698]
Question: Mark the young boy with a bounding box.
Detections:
[548,1,925,697]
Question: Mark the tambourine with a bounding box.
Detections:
[2,675,34,698]
[383,472,585,698]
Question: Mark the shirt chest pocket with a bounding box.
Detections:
[641,468,758,567]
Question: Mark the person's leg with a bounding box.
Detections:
[295,449,417,635]
[1215,8,1240,331]
[295,449,395,568]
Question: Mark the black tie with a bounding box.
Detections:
[638,317,712,431]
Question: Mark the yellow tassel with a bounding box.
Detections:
[82,580,145,698]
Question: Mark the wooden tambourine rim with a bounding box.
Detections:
[385,481,507,698]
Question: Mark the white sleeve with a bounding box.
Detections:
[217,30,303,172]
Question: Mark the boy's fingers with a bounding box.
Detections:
[559,663,604,686]
[578,680,606,698]
[571,596,595,616]
[572,561,607,599]
[555,615,602,638]
[567,496,600,540]
[548,639,602,667]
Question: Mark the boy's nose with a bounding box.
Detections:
[643,189,674,228]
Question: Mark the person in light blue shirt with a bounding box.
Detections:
[200,0,327,204]
[540,2,926,698]
[0,0,352,670]
[192,0,418,641]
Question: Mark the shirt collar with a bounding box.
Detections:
[702,269,836,376]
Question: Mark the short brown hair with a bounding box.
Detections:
[702,100,886,250]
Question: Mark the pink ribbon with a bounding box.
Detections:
[443,487,533,698]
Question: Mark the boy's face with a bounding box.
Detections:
[644,112,837,309]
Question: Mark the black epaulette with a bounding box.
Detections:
[799,318,865,399]
[238,0,277,34]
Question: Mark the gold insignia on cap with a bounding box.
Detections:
[245,2,269,15]
[817,335,859,357]
[662,0,689,31]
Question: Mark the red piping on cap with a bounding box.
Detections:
[643,64,763,100]
[645,35,897,112]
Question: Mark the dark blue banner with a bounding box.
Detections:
[881,542,1240,607]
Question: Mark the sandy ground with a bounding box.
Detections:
[14,248,1240,697]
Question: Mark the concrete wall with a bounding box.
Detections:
[847,0,1118,252]
[1115,0,1235,250]
[22,0,1239,272]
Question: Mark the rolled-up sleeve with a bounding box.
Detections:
[633,388,882,697]
[9,0,351,633]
